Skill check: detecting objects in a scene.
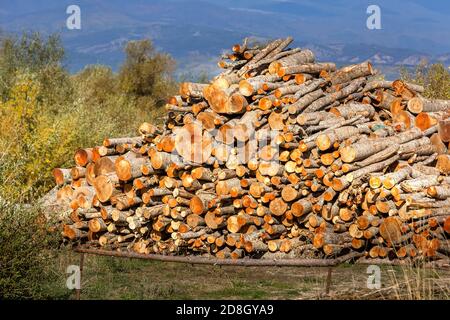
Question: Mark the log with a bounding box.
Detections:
[174,123,213,164]
[190,192,216,215]
[103,137,143,148]
[409,173,444,189]
[330,62,373,85]
[54,36,450,262]
[329,103,375,120]
[238,74,281,96]
[316,124,371,151]
[93,156,118,176]
[379,217,403,244]
[93,173,120,202]
[303,77,366,113]
[180,82,208,99]
[436,155,450,174]
[268,50,315,74]
[340,127,423,163]
[278,63,336,77]
[408,97,450,114]
[115,151,148,181]
[53,168,72,185]
[289,89,325,115]
[74,148,94,167]
[237,38,286,76]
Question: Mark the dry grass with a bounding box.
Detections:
[326,263,450,300]
[53,250,450,300]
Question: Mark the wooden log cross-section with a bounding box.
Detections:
[54,36,450,265]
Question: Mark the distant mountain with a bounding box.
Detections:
[437,53,450,65]
[0,0,448,79]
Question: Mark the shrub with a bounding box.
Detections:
[0,34,175,202]
[118,39,176,104]
[0,32,65,100]
[0,33,177,298]
[400,61,450,100]
[0,73,79,201]
[0,200,68,299]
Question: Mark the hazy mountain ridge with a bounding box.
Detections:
[0,0,448,78]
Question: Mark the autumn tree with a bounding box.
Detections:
[401,61,450,100]
[0,32,69,101]
[118,39,176,106]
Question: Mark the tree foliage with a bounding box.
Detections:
[118,39,176,104]
[0,201,67,299]
[0,32,66,100]
[400,61,450,100]
[0,32,177,299]
[0,33,175,202]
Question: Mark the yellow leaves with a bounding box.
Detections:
[1,75,40,132]
[0,74,76,201]
[401,63,450,100]
[0,39,174,201]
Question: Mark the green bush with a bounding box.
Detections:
[0,32,65,100]
[118,39,176,104]
[0,33,175,202]
[0,32,176,299]
[400,61,450,100]
[0,200,69,299]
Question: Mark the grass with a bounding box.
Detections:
[48,250,450,300]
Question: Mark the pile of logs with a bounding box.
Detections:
[54,36,450,264]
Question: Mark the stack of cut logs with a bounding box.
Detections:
[54,36,450,263]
